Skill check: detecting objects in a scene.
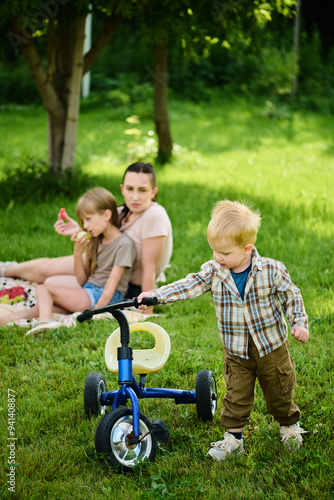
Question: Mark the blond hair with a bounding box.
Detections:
[75,187,118,275]
[207,200,261,247]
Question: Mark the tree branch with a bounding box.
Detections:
[83,13,123,75]
[22,40,65,122]
[10,14,65,123]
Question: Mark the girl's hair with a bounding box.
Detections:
[119,162,157,220]
[207,200,261,247]
[75,187,118,275]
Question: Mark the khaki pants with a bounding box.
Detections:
[221,335,301,429]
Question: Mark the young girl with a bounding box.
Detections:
[1,163,172,300]
[0,188,136,335]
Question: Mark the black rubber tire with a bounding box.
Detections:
[196,369,218,422]
[84,372,107,418]
[95,407,157,472]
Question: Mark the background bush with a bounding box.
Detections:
[0,9,333,113]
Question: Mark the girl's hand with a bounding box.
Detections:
[54,208,80,237]
[137,292,154,310]
[290,325,309,343]
[72,232,90,254]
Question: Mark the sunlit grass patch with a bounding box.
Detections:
[0,95,333,499]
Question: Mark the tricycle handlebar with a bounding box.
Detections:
[77,296,158,323]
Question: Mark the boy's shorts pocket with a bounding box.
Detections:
[277,356,296,394]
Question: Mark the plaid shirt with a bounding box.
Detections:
[151,248,308,359]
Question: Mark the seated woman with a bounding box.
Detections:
[0,163,173,300]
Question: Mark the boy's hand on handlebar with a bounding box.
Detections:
[54,208,80,237]
[137,292,155,310]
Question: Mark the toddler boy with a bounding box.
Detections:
[138,200,309,460]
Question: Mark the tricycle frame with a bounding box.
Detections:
[78,298,217,470]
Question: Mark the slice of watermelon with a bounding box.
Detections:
[0,286,26,300]
[59,208,67,219]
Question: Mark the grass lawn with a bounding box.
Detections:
[0,95,333,499]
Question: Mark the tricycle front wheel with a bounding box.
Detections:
[95,407,157,472]
[196,369,217,421]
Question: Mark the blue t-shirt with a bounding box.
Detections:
[231,262,252,300]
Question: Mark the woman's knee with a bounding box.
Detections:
[39,256,75,282]
[35,283,47,298]
[38,259,55,280]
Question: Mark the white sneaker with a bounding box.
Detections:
[206,432,244,461]
[280,423,308,450]
[26,320,62,336]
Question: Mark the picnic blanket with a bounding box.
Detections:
[0,277,150,329]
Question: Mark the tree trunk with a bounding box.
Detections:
[13,11,122,176]
[19,30,65,175]
[61,16,86,170]
[291,0,302,98]
[47,113,66,175]
[153,41,173,163]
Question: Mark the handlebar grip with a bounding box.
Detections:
[133,296,158,308]
[77,309,94,323]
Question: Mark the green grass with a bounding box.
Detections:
[0,95,333,499]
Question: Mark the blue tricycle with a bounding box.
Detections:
[77,297,217,472]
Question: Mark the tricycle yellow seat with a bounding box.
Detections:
[105,322,171,374]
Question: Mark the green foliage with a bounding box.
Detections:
[0,59,40,105]
[108,88,131,107]
[81,71,154,119]
[0,97,334,499]
[0,156,91,208]
[297,29,334,114]
[256,47,295,96]
[0,4,332,113]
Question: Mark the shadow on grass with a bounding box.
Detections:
[2,166,333,274]
[1,163,332,319]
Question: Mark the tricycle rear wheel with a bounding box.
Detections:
[84,372,107,418]
[196,369,217,421]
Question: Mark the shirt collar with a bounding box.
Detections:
[211,246,262,277]
[251,246,262,272]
